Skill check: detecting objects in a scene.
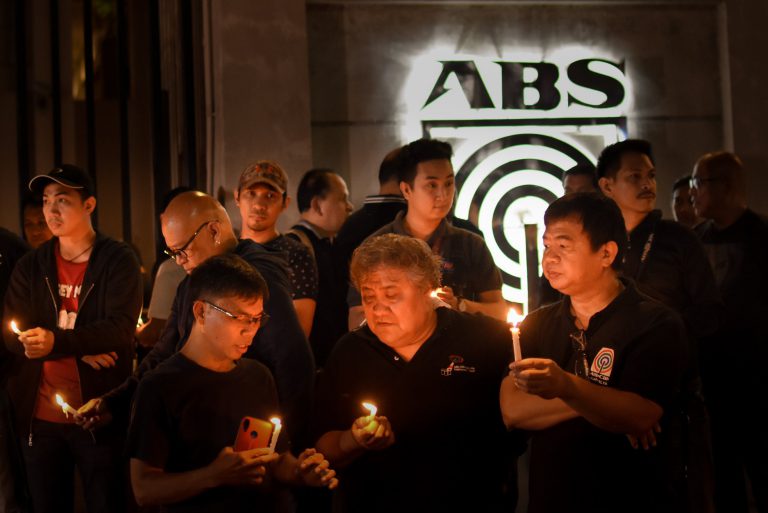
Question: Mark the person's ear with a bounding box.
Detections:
[282,195,291,212]
[234,188,240,206]
[208,220,222,245]
[83,196,96,214]
[192,300,206,324]
[598,177,613,196]
[311,196,323,216]
[400,181,413,201]
[601,241,619,268]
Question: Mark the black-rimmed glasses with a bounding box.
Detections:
[164,220,215,261]
[203,300,269,329]
[569,330,590,379]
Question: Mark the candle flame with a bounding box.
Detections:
[10,320,21,335]
[507,308,524,327]
[55,394,66,407]
[430,290,439,298]
[362,402,378,418]
[270,417,281,426]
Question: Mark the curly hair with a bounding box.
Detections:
[350,234,442,292]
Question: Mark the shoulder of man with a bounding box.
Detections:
[235,239,292,289]
[368,220,397,239]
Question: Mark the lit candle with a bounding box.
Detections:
[55,394,78,417]
[361,401,378,422]
[507,308,524,362]
[430,289,439,298]
[268,417,282,453]
[10,320,21,335]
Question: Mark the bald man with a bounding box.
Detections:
[690,152,768,513]
[79,192,315,444]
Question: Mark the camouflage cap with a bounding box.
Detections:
[238,161,288,195]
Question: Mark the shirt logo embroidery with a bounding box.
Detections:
[440,354,476,376]
[589,347,615,385]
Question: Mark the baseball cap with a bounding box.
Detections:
[238,161,288,195]
[28,165,95,197]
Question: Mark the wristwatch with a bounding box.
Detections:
[457,297,468,312]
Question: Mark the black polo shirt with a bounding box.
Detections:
[313,307,512,513]
[520,280,687,513]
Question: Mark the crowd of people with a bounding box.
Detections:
[0,137,766,513]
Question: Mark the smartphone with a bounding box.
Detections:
[233,416,274,452]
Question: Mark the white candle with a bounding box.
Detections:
[507,309,524,362]
[10,320,21,335]
[55,394,78,417]
[268,417,282,453]
[361,401,378,422]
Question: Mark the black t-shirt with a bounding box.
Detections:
[520,281,687,513]
[127,354,288,513]
[313,308,512,512]
[263,234,319,300]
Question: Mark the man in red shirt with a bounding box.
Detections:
[3,165,142,513]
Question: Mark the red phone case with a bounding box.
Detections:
[233,416,274,452]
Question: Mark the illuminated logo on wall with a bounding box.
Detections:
[403,50,630,309]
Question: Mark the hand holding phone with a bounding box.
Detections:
[234,416,274,452]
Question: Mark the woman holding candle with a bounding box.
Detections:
[314,234,513,512]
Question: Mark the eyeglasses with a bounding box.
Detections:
[569,330,590,379]
[689,176,723,190]
[164,220,215,261]
[203,300,269,328]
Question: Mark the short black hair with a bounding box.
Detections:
[296,168,335,213]
[399,138,453,187]
[563,164,598,189]
[672,175,691,192]
[378,147,404,185]
[544,192,626,271]
[188,253,269,303]
[596,139,654,180]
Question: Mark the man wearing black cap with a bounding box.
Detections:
[2,165,143,513]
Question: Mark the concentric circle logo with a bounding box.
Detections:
[451,131,597,304]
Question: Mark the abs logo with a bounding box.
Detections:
[589,347,615,385]
[403,50,630,309]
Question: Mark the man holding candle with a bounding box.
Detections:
[347,138,507,326]
[128,254,336,512]
[2,165,143,513]
[79,191,314,448]
[315,234,512,512]
[501,193,688,513]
